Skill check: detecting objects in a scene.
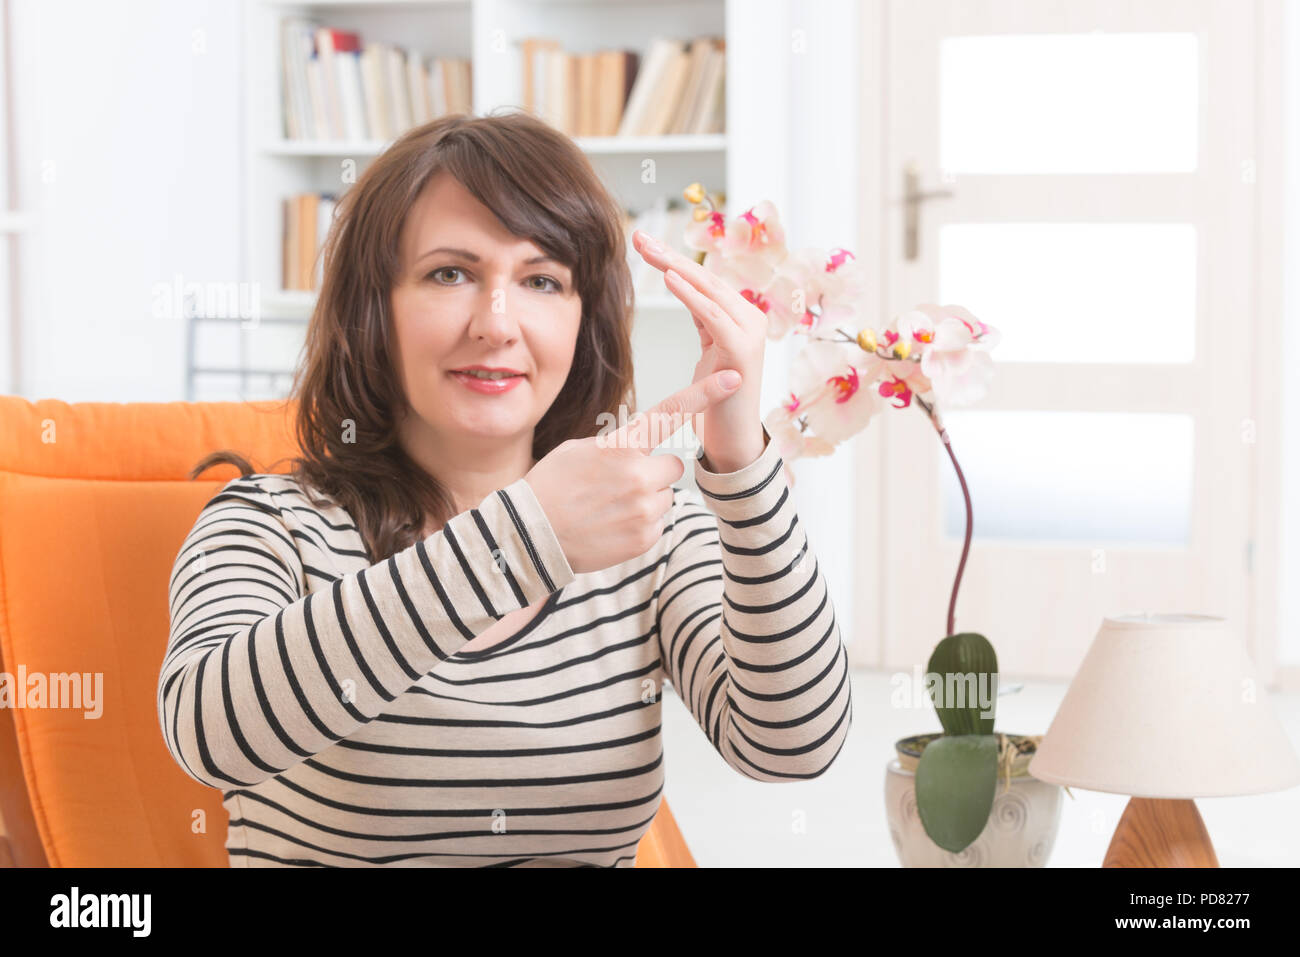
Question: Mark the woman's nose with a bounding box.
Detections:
[467,288,520,345]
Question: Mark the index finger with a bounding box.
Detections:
[612,370,742,454]
[634,230,752,323]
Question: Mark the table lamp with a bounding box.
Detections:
[1029,613,1300,867]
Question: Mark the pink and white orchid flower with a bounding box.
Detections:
[786,339,882,447]
[819,248,869,304]
[701,251,776,307]
[761,248,829,338]
[676,185,999,469]
[911,303,1000,408]
[686,199,788,271]
[876,314,936,399]
[764,403,837,476]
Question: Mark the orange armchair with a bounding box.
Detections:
[0,396,695,868]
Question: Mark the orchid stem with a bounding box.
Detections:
[916,395,971,638]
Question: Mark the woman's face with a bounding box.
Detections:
[391,171,582,455]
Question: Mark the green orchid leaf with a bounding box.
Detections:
[915,734,999,853]
[926,632,998,735]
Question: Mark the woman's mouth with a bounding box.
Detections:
[449,367,526,395]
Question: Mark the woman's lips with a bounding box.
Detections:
[449,370,525,394]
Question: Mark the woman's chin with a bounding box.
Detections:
[429,379,554,441]
[439,406,535,441]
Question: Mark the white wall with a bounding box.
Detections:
[9,0,242,400]
[1281,0,1300,669]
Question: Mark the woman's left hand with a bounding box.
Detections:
[632,229,768,473]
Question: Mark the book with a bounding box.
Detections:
[282,197,298,290]
[315,195,336,291]
[314,27,359,139]
[407,54,430,126]
[616,38,680,137]
[386,46,413,134]
[641,44,691,136]
[426,57,447,117]
[671,38,716,135]
[298,193,318,290]
[336,48,366,141]
[521,37,561,118]
[278,17,467,143]
[359,42,388,140]
[283,192,338,292]
[597,50,639,136]
[698,41,726,135]
[280,19,315,139]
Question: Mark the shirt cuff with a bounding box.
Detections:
[486,476,577,599]
[693,424,788,523]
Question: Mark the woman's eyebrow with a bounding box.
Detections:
[417,246,563,267]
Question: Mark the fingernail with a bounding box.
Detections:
[643,234,664,253]
[718,370,741,390]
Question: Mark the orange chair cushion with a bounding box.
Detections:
[0,398,295,865]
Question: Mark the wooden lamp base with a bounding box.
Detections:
[1103,797,1220,867]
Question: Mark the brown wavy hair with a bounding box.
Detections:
[191,110,636,563]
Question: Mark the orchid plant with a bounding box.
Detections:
[680,182,1010,854]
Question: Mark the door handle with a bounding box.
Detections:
[903,163,953,261]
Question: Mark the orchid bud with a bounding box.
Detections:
[683,182,706,205]
[856,328,877,353]
[894,340,912,360]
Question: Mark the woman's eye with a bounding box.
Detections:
[528,275,563,293]
[427,266,463,284]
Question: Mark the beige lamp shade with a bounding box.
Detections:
[1029,613,1300,798]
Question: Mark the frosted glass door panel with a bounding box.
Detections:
[940,33,1199,174]
[938,223,1197,363]
[939,410,1194,545]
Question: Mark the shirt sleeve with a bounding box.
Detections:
[159,473,575,791]
[655,426,854,781]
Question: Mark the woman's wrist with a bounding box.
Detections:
[698,427,769,474]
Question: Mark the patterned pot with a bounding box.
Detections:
[884,733,1063,867]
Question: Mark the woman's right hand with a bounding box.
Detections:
[524,370,743,574]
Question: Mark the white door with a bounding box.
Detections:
[878,0,1258,678]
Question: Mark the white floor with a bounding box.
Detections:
[660,669,1300,867]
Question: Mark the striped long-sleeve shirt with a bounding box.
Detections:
[159,432,853,867]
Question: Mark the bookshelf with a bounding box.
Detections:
[193,0,763,429]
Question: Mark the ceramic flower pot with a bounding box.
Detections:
[884,732,1064,867]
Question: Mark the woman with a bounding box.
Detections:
[160,111,852,867]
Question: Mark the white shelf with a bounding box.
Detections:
[262,133,727,157]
